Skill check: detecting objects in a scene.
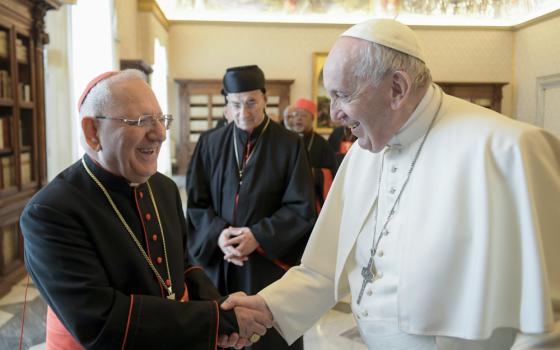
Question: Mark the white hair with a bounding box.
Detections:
[283,105,295,118]
[79,69,147,118]
[353,42,432,89]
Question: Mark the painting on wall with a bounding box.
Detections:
[312,52,334,133]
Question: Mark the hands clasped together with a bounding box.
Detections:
[218,226,259,266]
[218,292,273,349]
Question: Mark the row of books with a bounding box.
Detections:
[0,32,29,63]
[0,152,33,189]
[0,71,32,101]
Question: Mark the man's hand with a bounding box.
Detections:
[223,227,259,258]
[217,333,252,349]
[221,292,273,345]
[219,227,259,266]
[218,227,248,266]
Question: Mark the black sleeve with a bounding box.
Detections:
[21,203,235,350]
[322,139,338,177]
[250,137,317,259]
[327,127,341,151]
[186,135,228,266]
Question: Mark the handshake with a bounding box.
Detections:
[218,292,273,349]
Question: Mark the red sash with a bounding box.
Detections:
[46,307,83,350]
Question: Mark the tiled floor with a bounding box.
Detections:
[0,276,365,350]
[0,277,46,350]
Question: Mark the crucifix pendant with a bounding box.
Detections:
[166,287,175,300]
[356,256,377,305]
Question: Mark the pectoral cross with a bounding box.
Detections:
[166,287,175,300]
[357,252,377,305]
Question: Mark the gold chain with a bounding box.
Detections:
[81,157,175,299]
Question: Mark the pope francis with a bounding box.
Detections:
[222,18,560,349]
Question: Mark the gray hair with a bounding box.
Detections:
[79,69,147,118]
[352,42,432,89]
[283,105,295,118]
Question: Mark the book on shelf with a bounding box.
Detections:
[0,156,13,189]
[24,84,31,102]
[15,38,28,64]
[0,31,7,58]
[0,117,10,149]
[18,83,31,102]
[0,70,11,99]
[21,151,31,184]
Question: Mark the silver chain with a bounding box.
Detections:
[366,89,442,271]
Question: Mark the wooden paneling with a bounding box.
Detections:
[0,0,61,297]
[438,82,508,113]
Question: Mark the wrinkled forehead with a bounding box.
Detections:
[294,108,313,117]
[324,38,366,86]
[326,37,364,73]
[226,89,266,103]
[107,78,161,115]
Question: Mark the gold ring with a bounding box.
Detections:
[250,334,261,343]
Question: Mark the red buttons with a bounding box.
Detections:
[152,234,158,241]
[139,191,144,199]
[165,279,171,287]
[145,213,151,221]
[156,257,163,264]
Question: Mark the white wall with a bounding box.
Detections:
[513,14,560,125]
[417,28,514,117]
[44,8,559,178]
[115,0,138,59]
[168,22,514,118]
[44,6,74,180]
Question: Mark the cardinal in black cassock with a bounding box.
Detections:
[285,98,337,212]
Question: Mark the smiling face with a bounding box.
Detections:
[324,37,397,153]
[95,78,165,183]
[288,108,314,134]
[227,89,267,132]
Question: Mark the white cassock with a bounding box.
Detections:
[259,84,560,349]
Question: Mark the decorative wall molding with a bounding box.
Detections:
[138,0,169,30]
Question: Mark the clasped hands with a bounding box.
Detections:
[218,292,273,349]
[218,227,259,266]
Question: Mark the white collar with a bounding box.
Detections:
[387,84,441,149]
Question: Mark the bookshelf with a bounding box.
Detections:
[438,82,508,113]
[0,0,61,296]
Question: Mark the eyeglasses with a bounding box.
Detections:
[95,114,174,130]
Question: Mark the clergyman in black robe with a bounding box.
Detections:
[285,98,337,211]
[186,65,316,350]
[327,125,357,171]
[21,70,269,350]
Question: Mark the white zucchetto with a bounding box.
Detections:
[342,19,426,63]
